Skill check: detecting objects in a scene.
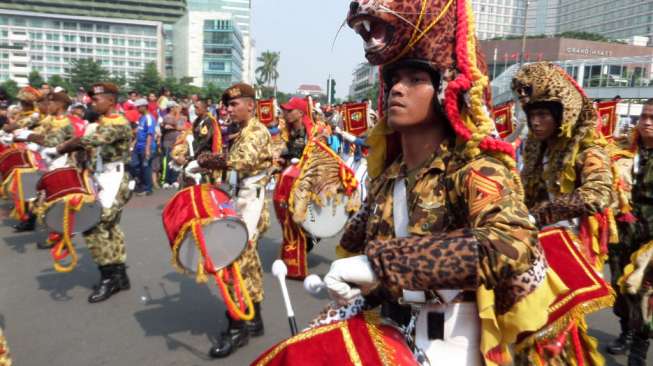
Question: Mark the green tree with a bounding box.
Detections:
[131,62,161,96]
[109,74,128,97]
[47,74,72,92]
[0,79,19,100]
[255,51,280,97]
[68,59,110,92]
[362,80,380,110]
[28,70,45,88]
[202,82,223,101]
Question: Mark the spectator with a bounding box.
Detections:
[160,101,185,189]
[68,102,88,137]
[147,92,159,121]
[130,98,157,196]
[188,94,199,122]
[158,87,171,118]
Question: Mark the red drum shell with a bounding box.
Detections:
[37,167,101,234]
[162,184,248,273]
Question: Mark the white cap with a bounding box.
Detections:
[134,98,148,107]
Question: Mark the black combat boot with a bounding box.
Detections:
[209,313,250,358]
[88,265,124,303]
[627,336,650,366]
[13,213,36,232]
[246,302,264,337]
[113,263,131,291]
[607,320,634,355]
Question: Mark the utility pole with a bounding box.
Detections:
[327,74,332,105]
[520,0,530,65]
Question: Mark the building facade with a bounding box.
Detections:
[0,10,163,86]
[0,0,187,24]
[173,11,243,88]
[471,0,527,40]
[188,0,253,84]
[480,37,653,79]
[348,62,379,102]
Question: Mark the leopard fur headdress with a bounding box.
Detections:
[347,0,516,179]
[513,62,603,198]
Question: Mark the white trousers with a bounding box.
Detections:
[235,183,265,241]
[415,302,482,366]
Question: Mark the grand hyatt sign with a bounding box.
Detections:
[565,47,614,57]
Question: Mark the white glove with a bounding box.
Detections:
[290,158,300,165]
[41,147,60,160]
[14,129,33,141]
[323,255,378,305]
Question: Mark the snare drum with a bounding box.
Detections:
[37,167,101,234]
[162,184,248,275]
[0,148,43,201]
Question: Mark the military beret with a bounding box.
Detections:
[17,86,43,103]
[222,83,256,104]
[88,82,119,97]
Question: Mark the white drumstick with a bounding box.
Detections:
[272,259,298,336]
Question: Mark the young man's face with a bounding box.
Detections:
[637,104,653,140]
[48,100,63,115]
[92,94,115,115]
[195,101,207,117]
[284,109,303,125]
[129,92,139,101]
[386,68,436,131]
[227,98,254,124]
[71,107,84,118]
[148,93,156,102]
[528,107,559,142]
[37,100,49,114]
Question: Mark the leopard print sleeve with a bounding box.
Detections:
[365,157,540,298]
[532,146,613,226]
[339,204,370,254]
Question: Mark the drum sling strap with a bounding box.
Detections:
[190,219,255,321]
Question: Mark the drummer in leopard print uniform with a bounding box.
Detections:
[56,82,133,304]
[197,83,273,359]
[318,1,553,365]
[0,326,11,366]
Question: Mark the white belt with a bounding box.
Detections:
[102,161,124,173]
[239,172,266,188]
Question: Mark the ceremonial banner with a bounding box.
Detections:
[491,102,514,139]
[343,102,368,136]
[257,99,276,126]
[597,101,618,139]
[517,228,614,348]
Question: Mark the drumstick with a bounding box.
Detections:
[271,260,299,336]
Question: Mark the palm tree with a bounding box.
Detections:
[256,51,280,98]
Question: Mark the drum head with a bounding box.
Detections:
[44,200,102,234]
[178,217,249,273]
[301,197,349,238]
[19,171,42,201]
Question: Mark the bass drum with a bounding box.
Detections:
[162,184,249,274]
[37,167,101,234]
[301,197,350,239]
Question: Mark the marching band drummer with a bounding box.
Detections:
[54,82,133,304]
[197,83,272,359]
[191,99,222,184]
[322,1,550,364]
[3,86,44,232]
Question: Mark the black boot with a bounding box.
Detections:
[607,323,634,355]
[246,302,264,337]
[13,213,36,232]
[114,263,131,291]
[88,265,123,303]
[627,336,650,366]
[209,314,249,358]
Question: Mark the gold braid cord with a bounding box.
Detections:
[289,139,360,224]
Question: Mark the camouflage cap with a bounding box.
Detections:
[17,86,43,103]
[88,82,119,97]
[222,83,256,104]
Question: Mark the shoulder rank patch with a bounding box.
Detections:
[200,125,209,136]
[466,168,503,217]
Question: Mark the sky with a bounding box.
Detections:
[251,0,366,99]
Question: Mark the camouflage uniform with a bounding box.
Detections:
[340,141,543,323]
[42,116,74,147]
[14,109,40,129]
[79,114,133,266]
[614,145,653,341]
[225,117,272,303]
[285,126,307,160]
[0,326,11,366]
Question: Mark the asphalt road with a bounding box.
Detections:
[0,189,651,365]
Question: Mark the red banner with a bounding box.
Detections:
[343,102,368,136]
[596,101,618,139]
[257,99,276,126]
[492,102,514,139]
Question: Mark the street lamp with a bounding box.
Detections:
[519,0,530,65]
